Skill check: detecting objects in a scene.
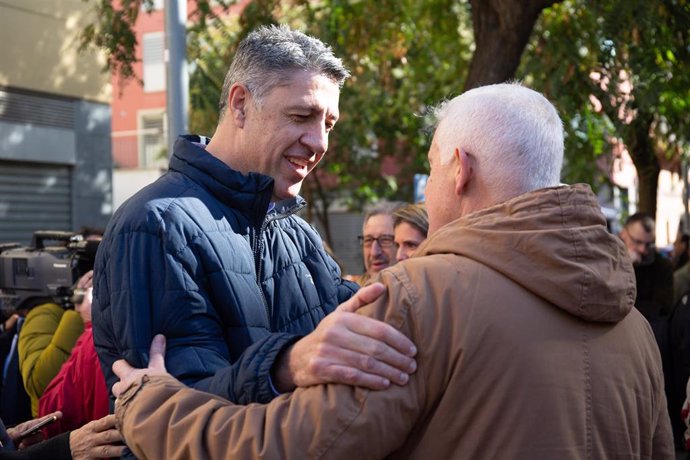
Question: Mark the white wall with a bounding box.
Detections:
[112,169,163,211]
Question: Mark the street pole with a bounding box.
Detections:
[164,0,188,157]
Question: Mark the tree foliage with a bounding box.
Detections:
[81,0,690,235]
[521,0,690,216]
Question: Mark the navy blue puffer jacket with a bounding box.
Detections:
[93,135,357,404]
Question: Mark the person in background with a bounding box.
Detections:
[0,411,124,459]
[17,295,83,417]
[93,24,416,417]
[349,201,405,285]
[111,83,673,459]
[393,204,428,262]
[38,271,109,437]
[673,233,690,305]
[0,302,31,426]
[620,213,674,318]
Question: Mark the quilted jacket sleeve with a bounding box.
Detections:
[93,228,299,405]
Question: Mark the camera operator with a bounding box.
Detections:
[38,271,109,437]
[17,292,83,417]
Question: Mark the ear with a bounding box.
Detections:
[454,148,472,196]
[227,84,250,128]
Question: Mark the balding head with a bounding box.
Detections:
[425,83,564,234]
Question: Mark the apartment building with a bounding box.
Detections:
[0,0,112,244]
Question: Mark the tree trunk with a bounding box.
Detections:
[464,0,561,91]
[627,115,659,217]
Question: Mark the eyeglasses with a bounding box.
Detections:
[628,235,655,249]
[71,288,87,305]
[358,234,396,248]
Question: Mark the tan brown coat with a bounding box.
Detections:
[117,184,673,459]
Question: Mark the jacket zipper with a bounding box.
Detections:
[252,222,270,323]
[252,201,306,324]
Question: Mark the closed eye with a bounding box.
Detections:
[291,114,310,122]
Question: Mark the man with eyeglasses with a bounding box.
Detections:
[351,202,405,286]
[620,212,674,319]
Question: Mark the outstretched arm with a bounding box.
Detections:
[271,282,417,392]
[114,277,424,460]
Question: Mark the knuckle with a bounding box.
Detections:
[359,355,377,372]
[368,341,388,358]
[370,324,388,340]
[338,367,358,383]
[320,325,340,342]
[314,342,328,356]
[306,358,325,376]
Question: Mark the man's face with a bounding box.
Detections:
[394,222,426,262]
[242,70,340,202]
[362,214,397,276]
[621,221,655,265]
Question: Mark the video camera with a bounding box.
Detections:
[0,231,100,313]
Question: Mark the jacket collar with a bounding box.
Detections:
[168,135,274,225]
[417,184,635,323]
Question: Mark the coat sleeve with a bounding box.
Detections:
[93,228,300,405]
[116,272,425,460]
[0,431,73,460]
[651,379,675,459]
[18,305,84,415]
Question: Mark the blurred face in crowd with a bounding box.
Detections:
[394,222,426,262]
[621,221,655,266]
[361,214,397,277]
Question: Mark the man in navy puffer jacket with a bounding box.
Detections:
[93,25,417,408]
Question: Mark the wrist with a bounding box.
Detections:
[270,344,297,393]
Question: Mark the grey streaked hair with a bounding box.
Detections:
[432,82,564,196]
[218,24,350,118]
[363,201,407,229]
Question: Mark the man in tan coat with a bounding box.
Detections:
[111,83,674,459]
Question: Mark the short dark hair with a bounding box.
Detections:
[624,212,655,233]
[363,201,407,229]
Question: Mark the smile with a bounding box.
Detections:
[286,156,310,168]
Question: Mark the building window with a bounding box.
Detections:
[145,0,165,10]
[139,111,167,168]
[143,32,166,93]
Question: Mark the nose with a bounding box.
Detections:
[301,123,328,156]
[371,240,384,256]
[396,247,407,261]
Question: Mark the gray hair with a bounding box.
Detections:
[218,24,350,118]
[363,201,407,229]
[432,83,563,197]
[393,204,429,237]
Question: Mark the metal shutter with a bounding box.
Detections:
[0,162,72,245]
